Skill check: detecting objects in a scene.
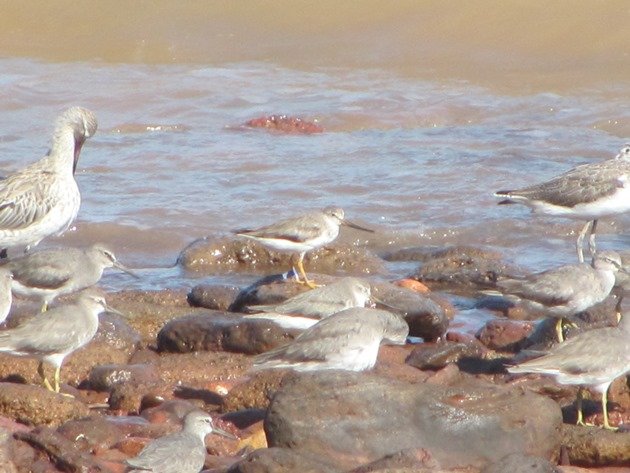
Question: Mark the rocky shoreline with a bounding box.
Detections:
[0,239,627,472]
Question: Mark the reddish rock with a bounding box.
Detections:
[222,371,286,412]
[0,383,89,427]
[476,319,535,352]
[405,341,485,371]
[483,452,558,473]
[243,115,324,134]
[156,312,297,355]
[226,447,338,473]
[88,363,160,392]
[57,416,124,453]
[264,371,562,470]
[393,278,430,293]
[560,424,630,467]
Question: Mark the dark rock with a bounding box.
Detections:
[108,380,172,414]
[0,383,89,427]
[57,416,124,453]
[157,312,297,355]
[226,447,338,473]
[405,341,485,370]
[87,363,160,392]
[372,282,449,341]
[349,448,440,472]
[482,452,558,473]
[221,371,287,413]
[229,277,328,313]
[560,424,630,466]
[410,246,517,290]
[265,371,561,470]
[477,319,535,352]
[188,284,241,310]
[178,236,385,276]
[14,426,107,472]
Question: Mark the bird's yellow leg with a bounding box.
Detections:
[37,362,54,392]
[40,302,48,313]
[296,253,318,289]
[575,388,586,426]
[601,390,617,430]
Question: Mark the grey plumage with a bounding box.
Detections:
[125,410,235,473]
[495,251,621,341]
[508,313,630,429]
[0,269,12,324]
[0,291,114,392]
[3,243,134,311]
[252,307,408,372]
[0,107,97,252]
[245,277,372,329]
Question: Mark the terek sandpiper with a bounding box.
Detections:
[3,243,136,311]
[507,312,630,429]
[0,291,118,393]
[125,410,235,473]
[495,145,630,262]
[495,251,622,342]
[0,269,12,324]
[236,206,373,288]
[251,307,408,372]
[0,107,97,255]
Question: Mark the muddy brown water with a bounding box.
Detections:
[0,3,628,333]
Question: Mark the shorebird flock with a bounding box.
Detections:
[0,105,625,456]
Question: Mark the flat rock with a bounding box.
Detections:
[221,371,287,412]
[157,312,297,355]
[372,282,449,341]
[482,452,558,473]
[0,383,89,427]
[264,371,562,470]
[405,341,486,371]
[178,236,386,276]
[226,447,339,473]
[189,284,241,310]
[57,416,125,453]
[88,363,160,392]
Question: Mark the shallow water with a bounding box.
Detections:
[0,3,629,332]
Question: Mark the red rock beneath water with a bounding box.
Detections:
[244,115,323,134]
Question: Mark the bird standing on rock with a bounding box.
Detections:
[0,107,97,256]
[125,410,236,473]
[493,250,622,342]
[236,206,373,288]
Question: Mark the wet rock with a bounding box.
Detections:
[108,380,173,414]
[157,312,297,355]
[405,341,485,371]
[482,452,558,473]
[57,416,124,453]
[178,236,385,276]
[477,319,535,352]
[189,284,241,310]
[14,426,107,471]
[372,282,449,341]
[560,424,630,466]
[242,115,324,134]
[226,447,338,473]
[264,371,561,470]
[221,371,286,412]
[228,277,327,312]
[88,363,160,392]
[0,383,89,427]
[410,246,517,290]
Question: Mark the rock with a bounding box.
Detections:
[57,416,125,453]
[157,312,297,355]
[178,236,385,276]
[348,448,441,472]
[0,428,18,473]
[560,424,630,466]
[228,277,327,312]
[264,371,561,470]
[226,447,338,473]
[476,319,535,352]
[410,246,517,290]
[0,383,89,427]
[88,363,160,392]
[189,284,241,310]
[242,115,324,134]
[482,452,558,473]
[405,341,485,371]
[222,371,287,412]
[372,282,449,341]
[14,426,108,471]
